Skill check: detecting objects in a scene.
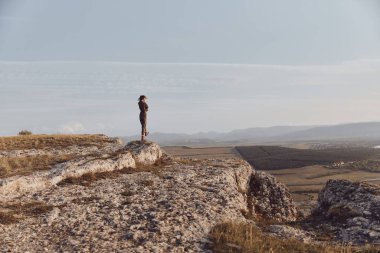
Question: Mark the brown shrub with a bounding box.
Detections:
[18,130,32,136]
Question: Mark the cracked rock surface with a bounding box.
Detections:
[311,179,380,244]
[249,172,298,222]
[0,141,299,252]
[1,158,252,252]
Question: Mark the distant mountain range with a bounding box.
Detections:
[124,122,380,146]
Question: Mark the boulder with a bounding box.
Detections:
[312,179,380,244]
[248,171,298,222]
[124,141,163,166]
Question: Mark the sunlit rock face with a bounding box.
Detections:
[124,141,163,166]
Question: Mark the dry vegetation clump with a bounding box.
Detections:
[0,134,115,151]
[209,222,380,253]
[0,201,56,225]
[0,211,18,224]
[18,130,32,136]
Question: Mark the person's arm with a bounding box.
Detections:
[145,103,149,112]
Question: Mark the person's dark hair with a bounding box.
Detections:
[138,95,147,101]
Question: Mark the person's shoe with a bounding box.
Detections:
[140,135,144,143]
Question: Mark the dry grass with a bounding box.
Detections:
[0,134,117,178]
[0,201,56,224]
[0,211,18,224]
[0,154,76,178]
[0,134,115,151]
[209,222,380,253]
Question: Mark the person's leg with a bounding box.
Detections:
[140,114,145,142]
[144,116,149,136]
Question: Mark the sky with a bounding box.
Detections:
[0,0,379,136]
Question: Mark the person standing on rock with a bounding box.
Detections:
[138,95,149,142]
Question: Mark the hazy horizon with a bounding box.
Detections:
[1,1,379,136]
[1,60,379,136]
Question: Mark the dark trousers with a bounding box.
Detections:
[139,113,147,135]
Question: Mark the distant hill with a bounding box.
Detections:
[123,126,312,146]
[277,122,380,141]
[124,122,380,146]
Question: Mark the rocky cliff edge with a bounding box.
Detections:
[0,141,297,252]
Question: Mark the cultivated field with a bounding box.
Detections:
[235,145,380,170]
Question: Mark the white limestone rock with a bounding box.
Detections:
[0,140,306,252]
[0,157,254,252]
[0,151,136,199]
[124,141,163,166]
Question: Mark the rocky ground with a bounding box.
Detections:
[0,141,296,252]
[308,179,380,245]
[1,139,379,252]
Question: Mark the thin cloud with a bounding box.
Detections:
[60,123,86,134]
